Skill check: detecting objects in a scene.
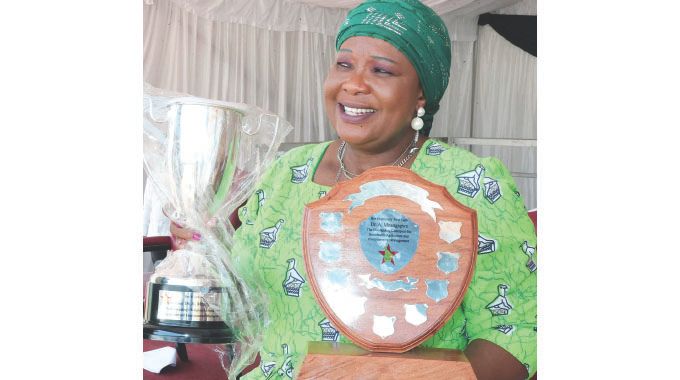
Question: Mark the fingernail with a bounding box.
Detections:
[192,232,202,241]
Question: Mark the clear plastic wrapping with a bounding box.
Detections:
[142,83,292,378]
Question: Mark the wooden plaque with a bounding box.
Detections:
[298,342,476,380]
[303,167,478,353]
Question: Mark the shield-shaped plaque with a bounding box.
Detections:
[303,167,478,353]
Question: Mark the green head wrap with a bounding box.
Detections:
[336,0,451,136]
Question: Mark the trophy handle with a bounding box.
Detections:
[146,98,170,123]
[241,113,286,168]
[240,111,261,136]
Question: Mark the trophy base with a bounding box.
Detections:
[144,280,238,344]
[298,342,477,380]
[143,323,235,344]
[144,282,235,344]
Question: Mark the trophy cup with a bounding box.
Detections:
[142,89,291,378]
[299,166,478,379]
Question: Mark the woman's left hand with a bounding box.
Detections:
[169,221,201,250]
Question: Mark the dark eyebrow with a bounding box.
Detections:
[338,48,397,64]
[338,49,396,64]
[371,55,397,64]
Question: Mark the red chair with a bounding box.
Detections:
[528,208,537,232]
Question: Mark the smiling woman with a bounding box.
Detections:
[169,1,537,379]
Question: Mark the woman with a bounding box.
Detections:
[173,1,536,378]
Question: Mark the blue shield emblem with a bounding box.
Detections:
[359,209,419,274]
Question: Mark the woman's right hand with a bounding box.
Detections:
[170,221,201,250]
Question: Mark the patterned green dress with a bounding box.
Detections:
[231,139,537,379]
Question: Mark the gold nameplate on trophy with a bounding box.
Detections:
[302,166,478,354]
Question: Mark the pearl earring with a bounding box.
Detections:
[411,107,425,131]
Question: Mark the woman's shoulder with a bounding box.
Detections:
[275,142,331,166]
[420,139,473,160]
[416,140,530,214]
[257,141,331,186]
[418,139,505,171]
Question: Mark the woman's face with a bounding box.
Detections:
[323,36,425,152]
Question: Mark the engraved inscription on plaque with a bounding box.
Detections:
[359,209,419,274]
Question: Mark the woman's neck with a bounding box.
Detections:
[341,132,424,174]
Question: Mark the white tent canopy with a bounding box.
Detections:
[145,0,531,36]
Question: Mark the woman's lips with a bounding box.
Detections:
[337,103,376,124]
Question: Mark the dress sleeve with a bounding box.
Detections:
[461,156,538,377]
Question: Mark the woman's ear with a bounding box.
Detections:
[416,89,426,111]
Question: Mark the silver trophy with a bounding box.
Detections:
[142,86,291,377]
